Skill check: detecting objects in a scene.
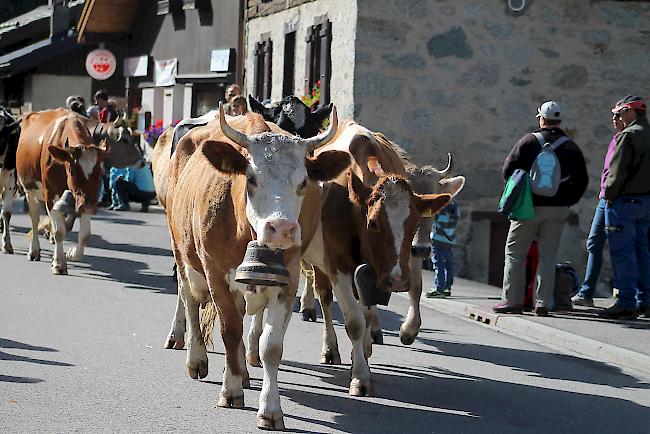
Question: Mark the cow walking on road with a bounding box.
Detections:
[0,107,20,254]
[16,110,108,275]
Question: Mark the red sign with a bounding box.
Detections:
[85,49,117,80]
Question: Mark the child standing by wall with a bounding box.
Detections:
[426,200,460,298]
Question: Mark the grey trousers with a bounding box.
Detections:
[501,206,570,307]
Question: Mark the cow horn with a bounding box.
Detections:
[432,153,452,177]
[218,102,251,149]
[302,105,338,154]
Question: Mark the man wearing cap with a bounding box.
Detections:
[600,95,650,319]
[494,101,588,316]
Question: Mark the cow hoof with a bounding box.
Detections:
[52,264,68,275]
[2,245,13,254]
[217,392,244,408]
[28,251,40,262]
[257,412,285,431]
[399,331,417,346]
[301,308,317,322]
[320,350,342,365]
[164,334,184,350]
[187,359,208,379]
[349,378,373,397]
[66,248,82,261]
[371,330,384,345]
[246,353,262,367]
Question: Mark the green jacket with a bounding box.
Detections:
[604,116,650,201]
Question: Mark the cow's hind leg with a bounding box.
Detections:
[400,258,423,345]
[183,266,209,379]
[25,192,41,261]
[66,213,90,261]
[164,290,186,350]
[1,173,16,254]
[331,272,372,397]
[299,262,317,321]
[315,268,341,365]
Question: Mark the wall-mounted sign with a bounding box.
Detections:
[154,58,177,87]
[210,49,232,72]
[85,49,117,80]
[124,55,149,77]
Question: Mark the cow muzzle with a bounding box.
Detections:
[259,219,299,250]
[411,244,432,259]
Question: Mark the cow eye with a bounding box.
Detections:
[247,175,257,186]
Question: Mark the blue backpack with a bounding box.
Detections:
[530,133,570,197]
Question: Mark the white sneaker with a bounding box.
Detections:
[571,294,594,307]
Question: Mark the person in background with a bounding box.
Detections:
[572,101,625,307]
[426,200,460,298]
[231,95,248,116]
[92,90,117,123]
[65,95,86,116]
[599,96,650,320]
[113,163,157,212]
[494,101,588,316]
[222,84,241,116]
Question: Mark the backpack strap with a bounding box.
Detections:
[549,135,570,151]
[532,132,545,147]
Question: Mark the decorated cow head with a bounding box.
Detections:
[249,95,332,139]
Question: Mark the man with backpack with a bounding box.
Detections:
[494,101,588,316]
[599,96,650,319]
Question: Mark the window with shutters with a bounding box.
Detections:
[253,34,273,101]
[304,16,331,107]
[282,31,296,97]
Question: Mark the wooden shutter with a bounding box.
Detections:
[318,19,332,106]
[262,38,273,100]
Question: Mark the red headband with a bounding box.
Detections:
[614,100,647,113]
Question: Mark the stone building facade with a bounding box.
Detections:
[245,0,650,291]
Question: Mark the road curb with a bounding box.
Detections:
[416,296,650,377]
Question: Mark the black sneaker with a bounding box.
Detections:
[534,305,549,317]
[598,304,637,320]
[638,306,650,318]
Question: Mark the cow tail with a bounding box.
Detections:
[200,301,217,349]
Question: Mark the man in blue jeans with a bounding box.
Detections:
[600,96,650,319]
[572,101,624,306]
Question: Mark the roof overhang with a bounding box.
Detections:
[0,34,78,78]
[77,0,141,42]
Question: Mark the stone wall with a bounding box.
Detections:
[354,0,650,288]
[245,0,357,119]
[246,0,317,19]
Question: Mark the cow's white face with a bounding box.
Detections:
[244,134,308,249]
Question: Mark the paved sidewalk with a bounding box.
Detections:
[413,273,650,377]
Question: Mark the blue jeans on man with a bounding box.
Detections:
[432,242,454,291]
[576,198,607,299]
[605,196,650,310]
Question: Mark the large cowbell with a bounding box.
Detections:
[354,264,391,307]
[235,241,290,287]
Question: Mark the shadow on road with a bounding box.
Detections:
[85,234,173,258]
[0,374,43,384]
[0,338,58,352]
[0,338,73,376]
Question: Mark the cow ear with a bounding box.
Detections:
[48,145,74,163]
[201,140,249,175]
[312,103,332,126]
[439,176,465,198]
[306,150,350,182]
[97,139,110,154]
[248,95,271,119]
[413,193,451,218]
[347,171,372,205]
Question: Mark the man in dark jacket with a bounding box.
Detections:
[494,101,588,316]
[600,95,650,319]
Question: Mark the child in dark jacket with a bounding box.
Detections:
[426,200,460,298]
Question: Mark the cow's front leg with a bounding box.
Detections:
[400,258,423,345]
[182,266,208,379]
[366,306,383,345]
[233,291,250,389]
[49,209,68,275]
[66,213,90,261]
[299,263,317,321]
[331,272,372,397]
[25,192,41,261]
[314,268,340,365]
[1,177,16,254]
[246,309,263,367]
[164,290,186,349]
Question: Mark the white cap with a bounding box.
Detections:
[536,101,561,120]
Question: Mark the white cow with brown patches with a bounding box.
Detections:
[165,103,349,430]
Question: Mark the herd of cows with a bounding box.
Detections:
[0,96,465,430]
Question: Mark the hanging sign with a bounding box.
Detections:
[154,58,178,87]
[85,49,117,80]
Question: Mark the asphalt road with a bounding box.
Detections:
[1,206,649,433]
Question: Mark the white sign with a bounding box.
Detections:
[210,49,231,72]
[123,55,148,77]
[154,58,177,87]
[85,49,117,80]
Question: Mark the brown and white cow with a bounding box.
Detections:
[165,103,349,430]
[16,110,107,275]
